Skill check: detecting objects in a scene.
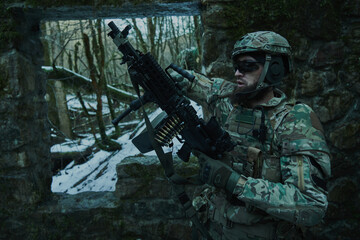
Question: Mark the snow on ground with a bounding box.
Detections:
[66,93,111,114]
[51,132,143,194]
[51,101,203,194]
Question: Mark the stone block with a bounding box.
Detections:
[202,29,225,66]
[300,70,325,97]
[0,50,39,98]
[342,0,360,17]
[116,155,200,200]
[0,121,22,152]
[201,4,232,29]
[202,28,235,78]
[293,38,310,61]
[328,178,358,203]
[329,121,360,149]
[0,173,41,207]
[314,89,354,123]
[0,152,30,169]
[309,42,344,68]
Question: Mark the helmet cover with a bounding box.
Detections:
[232,31,291,60]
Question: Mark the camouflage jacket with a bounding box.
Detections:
[186,72,331,232]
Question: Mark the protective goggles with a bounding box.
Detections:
[233,61,261,73]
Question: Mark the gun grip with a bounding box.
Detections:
[177,143,192,162]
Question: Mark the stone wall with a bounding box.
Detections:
[0,7,52,209]
[1,156,195,240]
[1,0,360,239]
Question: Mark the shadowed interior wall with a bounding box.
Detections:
[0,1,359,239]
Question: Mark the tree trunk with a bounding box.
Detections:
[155,17,165,65]
[131,18,148,53]
[193,16,202,64]
[76,91,97,141]
[41,22,51,66]
[96,19,120,135]
[74,41,80,73]
[54,80,73,139]
[56,21,64,67]
[82,32,108,142]
[169,17,180,63]
[147,17,156,57]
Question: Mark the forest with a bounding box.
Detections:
[42,16,202,193]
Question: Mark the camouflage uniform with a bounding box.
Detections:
[187,71,331,239]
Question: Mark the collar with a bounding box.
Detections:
[260,88,287,108]
[233,88,287,109]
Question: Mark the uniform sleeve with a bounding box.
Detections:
[232,104,331,226]
[184,72,235,122]
[184,71,213,107]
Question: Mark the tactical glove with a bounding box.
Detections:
[194,150,242,194]
[170,72,191,94]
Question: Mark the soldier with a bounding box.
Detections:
[178,31,331,239]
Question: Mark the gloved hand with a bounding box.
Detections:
[193,150,242,194]
[170,72,191,95]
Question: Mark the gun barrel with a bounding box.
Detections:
[168,63,195,82]
[112,108,132,126]
[112,92,152,126]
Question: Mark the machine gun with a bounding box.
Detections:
[108,21,235,162]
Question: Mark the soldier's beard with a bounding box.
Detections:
[230,82,259,104]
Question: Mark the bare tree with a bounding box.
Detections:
[41,16,201,151]
[193,16,202,64]
[82,20,121,150]
[168,17,180,63]
[131,18,148,53]
[53,80,73,139]
[95,19,121,136]
[147,17,156,57]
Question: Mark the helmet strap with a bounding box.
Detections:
[231,54,272,103]
[244,54,271,99]
[257,54,271,90]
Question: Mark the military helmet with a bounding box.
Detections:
[231,31,292,94]
[232,31,292,59]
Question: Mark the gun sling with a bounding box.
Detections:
[131,80,213,240]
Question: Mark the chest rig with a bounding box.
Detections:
[223,106,275,178]
[225,102,295,184]
[209,79,293,182]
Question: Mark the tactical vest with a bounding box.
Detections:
[210,78,294,181]
[206,92,297,239]
[225,107,270,179]
[200,79,329,239]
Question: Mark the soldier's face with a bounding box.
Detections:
[234,55,264,93]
